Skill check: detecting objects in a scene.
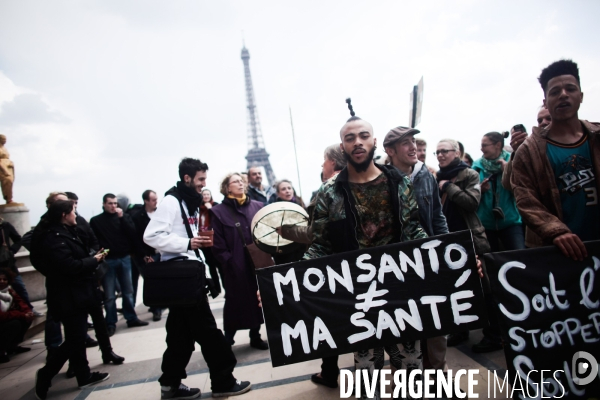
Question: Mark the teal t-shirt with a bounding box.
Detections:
[546,133,600,241]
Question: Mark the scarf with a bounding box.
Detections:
[0,287,13,312]
[227,194,247,206]
[170,181,203,217]
[436,158,469,181]
[480,149,509,174]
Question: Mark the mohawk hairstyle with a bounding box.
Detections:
[345,98,362,122]
[538,59,580,92]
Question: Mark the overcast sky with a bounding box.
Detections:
[1,0,599,223]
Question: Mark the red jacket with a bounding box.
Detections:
[0,288,32,322]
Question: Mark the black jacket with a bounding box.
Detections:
[75,214,99,252]
[90,211,136,259]
[330,164,414,253]
[0,220,22,274]
[40,223,102,319]
[132,208,156,257]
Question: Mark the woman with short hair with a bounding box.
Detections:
[210,173,268,350]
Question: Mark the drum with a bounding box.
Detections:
[250,202,309,255]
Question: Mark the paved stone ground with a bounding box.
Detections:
[0,289,510,400]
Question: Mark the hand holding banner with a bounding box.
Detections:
[256,231,487,367]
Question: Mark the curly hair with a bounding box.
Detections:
[538,59,580,92]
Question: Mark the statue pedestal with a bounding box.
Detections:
[0,204,30,236]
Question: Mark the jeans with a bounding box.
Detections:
[485,224,526,252]
[159,302,237,391]
[102,255,138,327]
[11,275,33,309]
[45,312,63,349]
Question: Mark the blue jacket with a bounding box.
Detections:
[398,161,449,237]
[472,153,522,231]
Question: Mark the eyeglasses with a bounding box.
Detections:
[434,149,456,156]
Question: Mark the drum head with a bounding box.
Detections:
[251,202,309,255]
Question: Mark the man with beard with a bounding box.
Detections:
[511,59,600,258]
[305,106,427,398]
[144,158,251,399]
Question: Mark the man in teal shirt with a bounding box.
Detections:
[512,59,600,259]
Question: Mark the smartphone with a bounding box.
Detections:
[512,124,526,133]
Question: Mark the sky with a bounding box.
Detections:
[1,0,599,223]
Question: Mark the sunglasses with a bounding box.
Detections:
[434,149,456,156]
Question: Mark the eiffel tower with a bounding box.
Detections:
[241,45,276,186]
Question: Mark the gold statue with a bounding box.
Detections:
[0,135,15,204]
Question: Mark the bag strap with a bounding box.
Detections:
[223,203,248,248]
[490,174,499,209]
[170,194,203,260]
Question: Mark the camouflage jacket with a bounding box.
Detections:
[304,164,427,259]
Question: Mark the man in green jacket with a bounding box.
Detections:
[305,113,427,397]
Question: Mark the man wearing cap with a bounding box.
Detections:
[305,116,427,397]
[384,126,450,375]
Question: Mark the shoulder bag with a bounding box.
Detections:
[143,196,218,308]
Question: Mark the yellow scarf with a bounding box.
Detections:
[227,194,247,206]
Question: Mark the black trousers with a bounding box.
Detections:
[159,301,237,391]
[41,303,113,385]
[0,319,32,353]
[321,355,340,382]
[40,310,90,385]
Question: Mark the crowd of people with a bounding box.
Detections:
[0,58,596,399]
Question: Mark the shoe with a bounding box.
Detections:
[107,326,116,337]
[447,331,469,347]
[212,380,252,397]
[127,319,149,328]
[0,352,9,363]
[310,373,338,388]
[13,346,32,354]
[249,338,269,350]
[85,337,99,348]
[102,350,125,365]
[66,364,76,379]
[471,337,503,353]
[161,383,201,399]
[35,369,51,400]
[32,309,45,317]
[153,310,162,322]
[78,371,110,389]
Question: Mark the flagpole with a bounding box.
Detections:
[289,106,303,198]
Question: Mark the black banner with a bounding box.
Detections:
[485,242,600,399]
[256,231,487,367]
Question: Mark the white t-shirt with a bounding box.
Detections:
[143,195,205,262]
